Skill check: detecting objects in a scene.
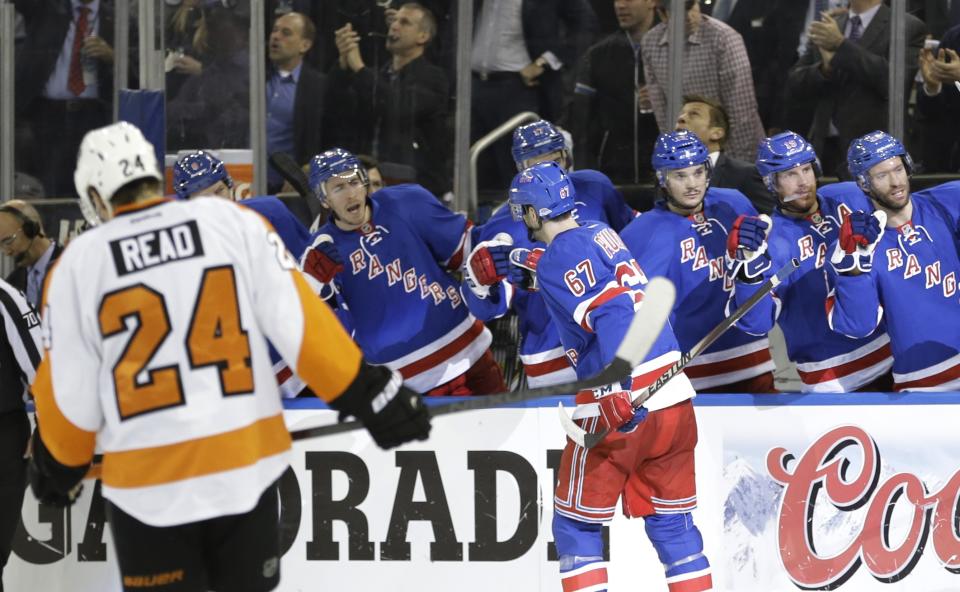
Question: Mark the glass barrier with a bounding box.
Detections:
[5,0,960,203]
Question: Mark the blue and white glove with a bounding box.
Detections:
[508,247,544,291]
[725,214,772,282]
[830,210,886,274]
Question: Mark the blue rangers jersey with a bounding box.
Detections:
[462,169,636,387]
[537,221,695,418]
[620,188,774,390]
[730,183,892,392]
[826,182,960,391]
[311,184,490,392]
[241,196,313,397]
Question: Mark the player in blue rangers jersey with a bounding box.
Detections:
[825,131,960,391]
[620,130,776,392]
[726,132,893,392]
[173,150,314,397]
[301,148,506,395]
[508,162,711,592]
[462,119,635,386]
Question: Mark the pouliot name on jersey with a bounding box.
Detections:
[109,220,205,277]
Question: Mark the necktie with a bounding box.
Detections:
[848,15,863,43]
[951,0,960,29]
[68,7,90,96]
[28,268,41,309]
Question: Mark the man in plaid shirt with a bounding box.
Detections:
[641,0,764,162]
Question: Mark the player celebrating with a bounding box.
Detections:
[302,147,505,396]
[726,131,893,391]
[28,123,430,591]
[462,119,635,387]
[508,162,711,592]
[620,130,776,392]
[826,131,960,391]
[174,149,314,397]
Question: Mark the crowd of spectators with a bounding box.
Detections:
[12,0,960,201]
[8,0,960,399]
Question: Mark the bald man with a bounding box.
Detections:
[0,200,61,308]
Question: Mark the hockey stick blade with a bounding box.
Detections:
[82,279,674,478]
[284,277,674,444]
[269,152,311,198]
[573,258,800,450]
[555,277,676,447]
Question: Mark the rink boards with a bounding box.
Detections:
[10,393,960,592]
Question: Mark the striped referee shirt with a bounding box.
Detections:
[0,278,42,414]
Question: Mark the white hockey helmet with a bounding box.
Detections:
[73,122,163,226]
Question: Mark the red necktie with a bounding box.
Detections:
[68,7,90,96]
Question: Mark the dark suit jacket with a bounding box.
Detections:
[13,0,124,113]
[755,0,812,130]
[908,0,950,38]
[787,5,926,163]
[915,23,960,172]
[711,153,775,214]
[6,242,64,303]
[337,56,450,195]
[292,64,328,166]
[473,0,598,120]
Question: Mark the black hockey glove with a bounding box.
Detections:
[28,428,86,508]
[330,363,432,449]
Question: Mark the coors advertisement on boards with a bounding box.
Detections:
[9,404,960,591]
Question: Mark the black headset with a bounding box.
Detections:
[0,205,40,240]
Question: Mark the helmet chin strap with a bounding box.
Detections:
[522,206,545,243]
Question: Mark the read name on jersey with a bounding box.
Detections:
[110,220,204,276]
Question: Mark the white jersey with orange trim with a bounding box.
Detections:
[33,197,363,527]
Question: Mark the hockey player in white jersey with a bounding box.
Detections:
[28,123,430,592]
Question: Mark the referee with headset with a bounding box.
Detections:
[0,200,63,309]
[0,267,43,589]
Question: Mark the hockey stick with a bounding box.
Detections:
[559,258,800,449]
[82,277,676,478]
[282,277,675,442]
[269,152,312,198]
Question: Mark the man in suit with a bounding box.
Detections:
[675,94,774,213]
[0,201,63,309]
[470,0,598,189]
[908,0,956,39]
[266,12,328,193]
[13,0,123,197]
[787,0,926,178]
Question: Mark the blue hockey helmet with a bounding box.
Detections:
[308,147,369,201]
[511,120,568,170]
[173,150,233,199]
[847,131,913,191]
[508,161,576,222]
[755,131,821,194]
[651,130,711,186]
